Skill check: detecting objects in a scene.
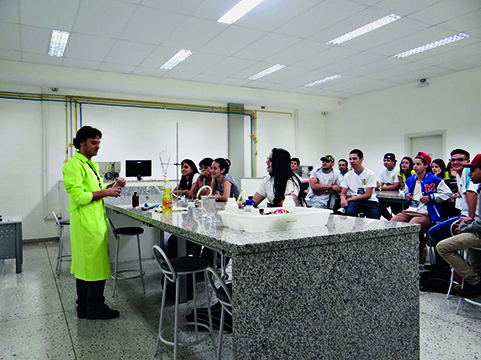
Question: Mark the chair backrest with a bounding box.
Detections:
[206,267,232,309]
[52,211,61,227]
[152,245,176,283]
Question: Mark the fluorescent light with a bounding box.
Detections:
[160,49,193,70]
[304,74,342,88]
[48,30,70,57]
[247,64,285,81]
[327,14,401,45]
[393,33,470,59]
[218,0,264,24]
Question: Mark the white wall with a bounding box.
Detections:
[325,66,481,177]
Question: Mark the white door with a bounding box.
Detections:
[410,134,443,161]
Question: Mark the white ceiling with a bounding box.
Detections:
[1,0,481,98]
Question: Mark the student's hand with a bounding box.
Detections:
[459,216,474,225]
[341,198,349,208]
[115,178,126,188]
[237,200,245,208]
[406,194,413,201]
[451,193,461,201]
[420,196,429,203]
[106,186,122,198]
[331,185,341,192]
[453,221,462,234]
[376,181,381,189]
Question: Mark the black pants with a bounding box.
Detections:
[76,279,106,314]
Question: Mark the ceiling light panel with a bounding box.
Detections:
[160,49,193,70]
[304,74,343,88]
[48,30,69,57]
[218,0,264,24]
[247,64,285,80]
[392,33,469,59]
[327,14,401,45]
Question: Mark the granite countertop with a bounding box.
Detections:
[105,196,419,256]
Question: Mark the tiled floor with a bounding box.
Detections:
[1,242,481,360]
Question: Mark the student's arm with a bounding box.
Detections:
[92,187,122,201]
[186,176,201,199]
[340,187,349,208]
[253,193,265,207]
[346,187,374,203]
[426,180,452,203]
[459,191,478,224]
[309,178,330,193]
[382,182,400,191]
[215,181,231,202]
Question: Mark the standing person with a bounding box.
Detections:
[174,159,199,197]
[306,155,342,209]
[187,157,213,199]
[62,126,125,320]
[437,154,481,297]
[390,152,452,230]
[377,153,401,220]
[340,149,380,219]
[338,159,349,177]
[253,148,305,207]
[211,158,240,202]
[398,156,415,190]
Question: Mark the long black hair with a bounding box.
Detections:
[431,158,446,178]
[179,159,199,190]
[271,148,306,207]
[400,156,414,178]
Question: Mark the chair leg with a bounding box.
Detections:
[193,273,198,340]
[56,226,64,276]
[217,306,226,360]
[447,268,455,300]
[113,236,120,297]
[154,276,168,359]
[174,277,180,360]
[136,235,145,294]
[204,272,217,358]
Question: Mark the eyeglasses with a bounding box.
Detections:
[450,158,465,162]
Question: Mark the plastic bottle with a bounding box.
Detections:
[283,195,296,214]
[225,197,238,214]
[132,192,139,208]
[244,196,254,214]
[162,180,173,214]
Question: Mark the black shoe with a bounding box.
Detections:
[423,264,451,274]
[457,281,481,298]
[77,309,87,319]
[86,304,120,320]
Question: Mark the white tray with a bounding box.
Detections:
[218,207,331,233]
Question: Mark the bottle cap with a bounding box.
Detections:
[245,199,254,206]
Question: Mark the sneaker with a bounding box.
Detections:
[456,281,481,298]
[86,304,120,320]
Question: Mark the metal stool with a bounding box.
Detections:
[206,267,232,360]
[152,245,216,360]
[455,247,481,314]
[52,211,70,276]
[108,219,145,297]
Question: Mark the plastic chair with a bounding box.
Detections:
[108,219,145,297]
[52,211,70,276]
[455,247,481,314]
[152,245,216,360]
[206,267,233,360]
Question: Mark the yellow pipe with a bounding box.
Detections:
[74,100,78,134]
[64,100,68,163]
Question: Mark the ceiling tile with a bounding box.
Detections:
[98,62,136,73]
[161,16,227,50]
[278,69,334,87]
[20,25,51,54]
[203,57,257,77]
[438,9,481,32]
[191,74,225,84]
[325,76,378,91]
[321,51,385,73]
[20,0,79,30]
[174,52,226,73]
[191,0,239,21]
[0,49,21,61]
[140,0,203,15]
[0,0,19,23]
[199,25,267,57]
[293,46,360,70]
[217,78,251,87]
[119,6,185,45]
[234,33,301,61]
[73,0,137,38]
[117,0,142,4]
[386,65,451,84]
[229,61,278,80]
[64,34,116,62]
[407,0,481,26]
[265,40,331,66]
[0,23,20,51]
[140,46,181,68]
[258,66,310,83]
[161,70,197,80]
[468,26,481,40]
[440,53,481,71]
[62,58,100,70]
[265,83,297,92]
[415,41,481,66]
[364,61,430,80]
[373,0,441,16]
[22,52,63,65]
[343,57,406,76]
[349,0,383,5]
[274,0,367,38]
[131,67,165,77]
[103,40,156,65]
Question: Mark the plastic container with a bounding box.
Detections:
[283,195,295,214]
[162,180,173,214]
[225,197,238,214]
[132,192,139,208]
[244,196,254,213]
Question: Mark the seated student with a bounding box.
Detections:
[253,148,305,207]
[306,155,342,209]
[377,153,402,220]
[291,157,302,177]
[398,156,415,190]
[340,149,380,219]
[187,157,213,199]
[437,154,481,298]
[173,159,199,197]
[431,158,450,180]
[390,152,452,230]
[211,158,240,202]
[338,159,349,177]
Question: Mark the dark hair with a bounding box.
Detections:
[414,156,432,173]
[199,157,213,168]
[399,156,414,178]
[338,159,348,165]
[213,158,231,175]
[179,159,199,190]
[349,149,363,159]
[73,126,102,149]
[451,149,470,160]
[431,158,446,178]
[291,157,300,166]
[271,148,306,207]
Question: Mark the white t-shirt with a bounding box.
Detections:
[408,180,428,213]
[341,167,378,202]
[457,168,479,217]
[306,167,342,206]
[257,175,300,206]
[379,167,398,185]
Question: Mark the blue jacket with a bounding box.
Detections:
[404,173,452,223]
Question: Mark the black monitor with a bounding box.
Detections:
[125,160,152,180]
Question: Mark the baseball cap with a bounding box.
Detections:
[415,151,432,165]
[320,155,335,162]
[464,154,481,167]
[384,153,396,161]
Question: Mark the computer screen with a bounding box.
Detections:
[125,160,152,180]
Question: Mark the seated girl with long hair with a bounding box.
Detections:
[211,158,240,202]
[174,159,199,197]
[187,157,213,199]
[398,156,415,190]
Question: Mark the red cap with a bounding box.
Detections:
[464,154,481,167]
[415,151,432,165]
